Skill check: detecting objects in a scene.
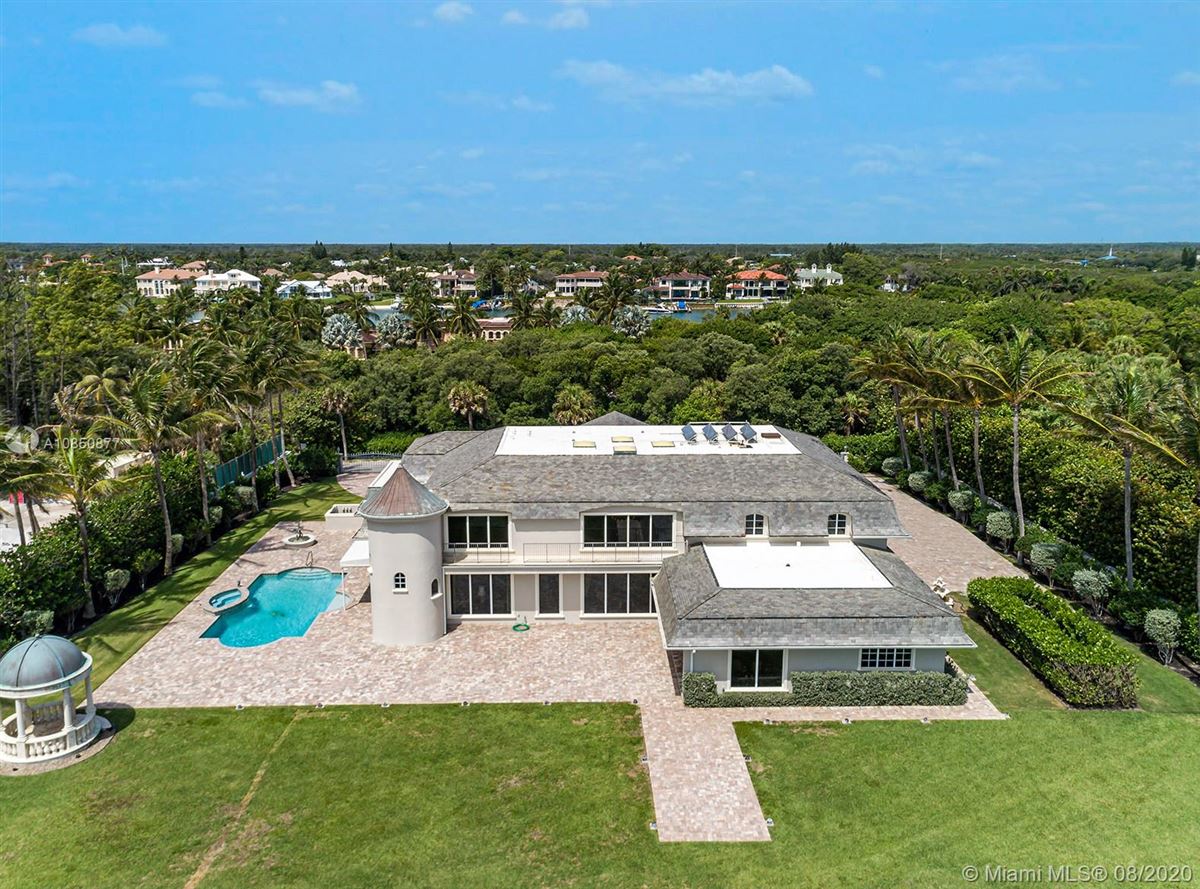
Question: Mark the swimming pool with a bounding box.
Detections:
[201,568,347,648]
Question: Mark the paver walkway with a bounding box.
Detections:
[336,460,387,498]
[875,477,1025,592]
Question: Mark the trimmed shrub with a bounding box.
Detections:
[170,533,184,556]
[970,503,992,529]
[103,568,130,608]
[1028,543,1063,580]
[986,511,1015,547]
[968,576,1139,708]
[788,671,968,706]
[1016,527,1058,556]
[881,456,905,478]
[948,488,977,514]
[925,479,950,503]
[1143,609,1181,665]
[233,485,257,511]
[907,471,933,494]
[1072,568,1112,617]
[682,670,968,707]
[132,549,162,592]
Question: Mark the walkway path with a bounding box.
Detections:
[875,477,1025,592]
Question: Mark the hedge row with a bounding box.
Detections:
[967,577,1139,708]
[682,669,968,708]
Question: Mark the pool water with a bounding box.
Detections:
[201,568,346,648]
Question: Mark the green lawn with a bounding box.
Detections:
[949,612,1064,712]
[75,479,355,687]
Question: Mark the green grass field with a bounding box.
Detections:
[3,480,1198,888]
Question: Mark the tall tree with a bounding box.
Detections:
[447,381,489,429]
[1068,353,1177,588]
[445,293,481,340]
[962,328,1081,538]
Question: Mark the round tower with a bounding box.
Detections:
[358,463,448,646]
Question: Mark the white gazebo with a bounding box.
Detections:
[0,635,109,765]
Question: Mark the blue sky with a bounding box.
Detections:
[1,0,1197,244]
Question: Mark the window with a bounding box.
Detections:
[392,572,407,593]
[730,650,785,689]
[582,573,656,615]
[447,515,509,549]
[859,648,913,670]
[431,578,440,598]
[582,514,673,547]
[449,574,512,616]
[827,513,849,537]
[745,513,766,536]
[537,575,561,615]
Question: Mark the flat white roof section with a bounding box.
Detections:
[703,542,892,589]
[495,425,801,457]
[339,539,371,568]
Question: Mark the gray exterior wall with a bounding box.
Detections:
[687,646,949,690]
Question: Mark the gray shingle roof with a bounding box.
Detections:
[654,544,974,649]
[400,425,906,538]
[584,411,646,426]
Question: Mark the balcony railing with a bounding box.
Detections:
[444,542,678,565]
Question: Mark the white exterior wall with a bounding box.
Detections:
[368,516,446,646]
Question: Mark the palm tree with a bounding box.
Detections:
[408,298,443,349]
[1068,353,1177,588]
[97,369,223,576]
[167,337,234,543]
[552,383,599,425]
[1154,376,1200,617]
[445,293,481,339]
[852,327,914,469]
[448,381,489,429]
[0,451,29,547]
[279,293,325,342]
[509,292,538,330]
[320,382,354,460]
[337,290,375,332]
[19,442,120,619]
[534,299,562,329]
[836,392,870,435]
[962,328,1081,538]
[592,271,638,325]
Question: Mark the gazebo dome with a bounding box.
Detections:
[0,635,87,691]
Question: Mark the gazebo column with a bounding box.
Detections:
[84,675,95,716]
[14,698,27,741]
[63,686,77,731]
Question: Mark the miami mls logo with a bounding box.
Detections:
[3,425,40,455]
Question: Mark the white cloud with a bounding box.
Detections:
[950,150,1000,169]
[864,65,885,80]
[256,80,361,112]
[434,2,473,23]
[548,7,589,29]
[2,172,86,190]
[445,91,553,112]
[1172,70,1200,87]
[460,147,485,159]
[72,23,166,47]
[191,91,248,109]
[422,181,495,199]
[501,9,529,25]
[942,54,1059,93]
[559,61,813,106]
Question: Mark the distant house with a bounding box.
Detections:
[794,264,844,289]
[195,268,262,295]
[327,270,388,293]
[278,279,334,300]
[880,276,908,293]
[261,267,287,279]
[649,272,710,302]
[136,257,172,270]
[179,260,208,272]
[621,254,643,262]
[479,317,512,342]
[135,267,204,298]
[554,270,608,297]
[726,269,789,300]
[433,269,478,300]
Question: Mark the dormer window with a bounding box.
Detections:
[745,514,766,537]
[827,513,849,537]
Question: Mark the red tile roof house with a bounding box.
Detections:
[726,269,790,301]
[649,272,711,302]
[433,269,477,300]
[135,267,204,298]
[554,270,608,297]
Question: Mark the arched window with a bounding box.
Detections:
[392,572,407,593]
[745,513,766,537]
[827,514,849,537]
[431,578,440,598]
